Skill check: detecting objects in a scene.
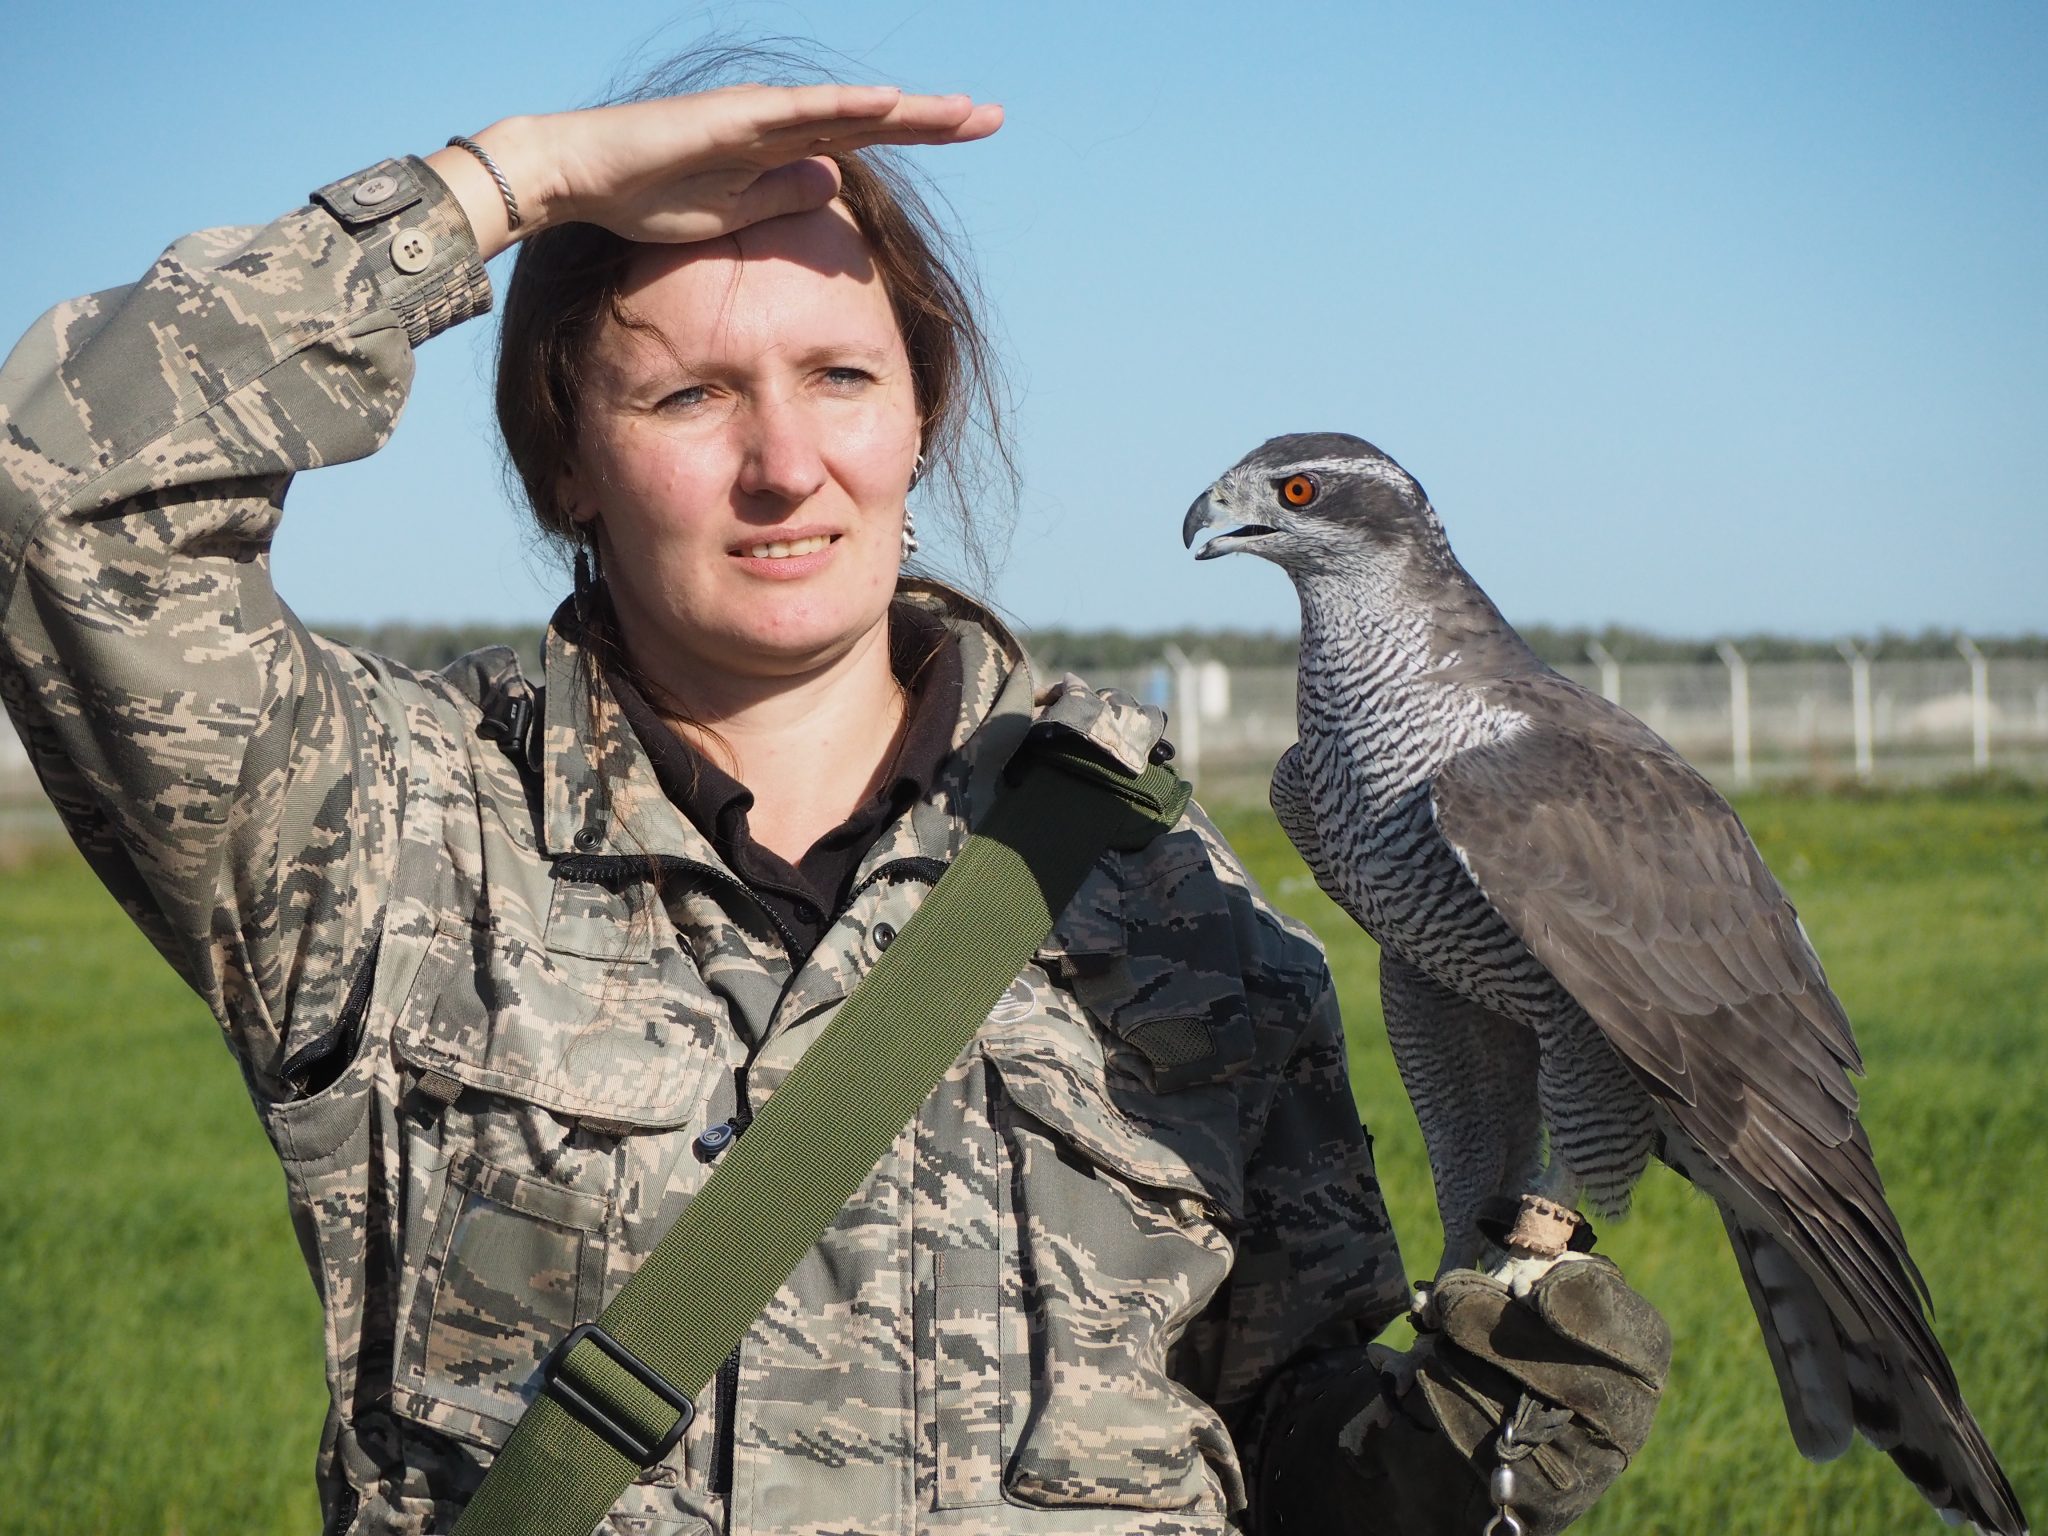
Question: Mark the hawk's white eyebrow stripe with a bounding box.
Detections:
[1244,455,1418,491]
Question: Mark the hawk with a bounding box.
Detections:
[1184,432,2024,1535]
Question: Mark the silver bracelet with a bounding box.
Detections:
[445,134,523,231]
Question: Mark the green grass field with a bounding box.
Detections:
[1,790,2043,1535]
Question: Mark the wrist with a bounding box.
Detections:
[426,116,556,261]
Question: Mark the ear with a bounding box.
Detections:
[556,463,596,527]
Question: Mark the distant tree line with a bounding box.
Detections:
[1028,624,2048,672]
[1025,628,1303,670]
[1511,624,2048,667]
[320,622,545,676]
[316,618,2047,676]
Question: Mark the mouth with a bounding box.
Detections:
[727,529,844,580]
[1182,490,1278,560]
[1191,524,1278,560]
[736,533,837,561]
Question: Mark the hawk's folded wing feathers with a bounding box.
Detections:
[1426,673,2022,1531]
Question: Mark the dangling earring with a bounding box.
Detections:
[902,453,924,560]
[573,531,602,623]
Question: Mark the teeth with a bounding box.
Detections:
[744,535,833,559]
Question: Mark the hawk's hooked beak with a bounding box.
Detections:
[1183,487,1278,561]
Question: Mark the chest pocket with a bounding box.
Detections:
[386,908,725,1450]
[955,1010,1248,1519]
[922,841,1258,1519]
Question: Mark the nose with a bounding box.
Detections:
[735,390,829,506]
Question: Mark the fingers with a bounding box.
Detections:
[721,158,845,232]
[756,99,1000,153]
[739,82,909,131]
[536,85,1001,245]
[740,83,997,137]
[815,104,1006,156]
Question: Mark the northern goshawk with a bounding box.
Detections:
[1184,431,2024,1535]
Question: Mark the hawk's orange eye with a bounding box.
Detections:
[1281,474,1319,507]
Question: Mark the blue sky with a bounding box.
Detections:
[5,2,2043,639]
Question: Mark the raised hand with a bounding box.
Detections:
[427,85,1003,260]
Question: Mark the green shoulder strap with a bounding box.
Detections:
[451,738,1192,1536]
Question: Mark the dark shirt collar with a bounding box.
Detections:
[605,601,965,943]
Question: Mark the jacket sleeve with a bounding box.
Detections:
[1202,961,1414,1410]
[0,155,490,1099]
[1148,815,1412,1489]
[1202,953,1439,1536]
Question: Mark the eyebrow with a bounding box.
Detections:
[788,341,897,367]
[618,338,898,379]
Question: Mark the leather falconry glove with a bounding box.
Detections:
[1254,1256,1670,1536]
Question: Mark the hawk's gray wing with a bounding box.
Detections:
[1428,671,2020,1533]
[1430,679,1864,1151]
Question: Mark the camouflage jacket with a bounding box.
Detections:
[0,156,1412,1534]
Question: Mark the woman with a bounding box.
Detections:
[0,70,1665,1535]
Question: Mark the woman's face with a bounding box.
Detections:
[564,203,921,689]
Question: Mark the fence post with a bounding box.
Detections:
[1838,641,1873,782]
[1162,643,1202,784]
[1716,642,1752,788]
[1956,636,1990,772]
[1586,639,1622,705]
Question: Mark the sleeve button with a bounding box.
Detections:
[353,174,400,206]
[390,227,435,274]
[572,826,601,851]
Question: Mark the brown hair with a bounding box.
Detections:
[494,46,1016,595]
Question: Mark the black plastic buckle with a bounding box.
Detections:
[541,1322,695,1466]
[477,686,545,777]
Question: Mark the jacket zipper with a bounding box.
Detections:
[557,851,788,1525]
[846,855,947,904]
[709,1058,754,1511]
[279,914,386,1096]
[324,1482,361,1536]
[553,849,947,1529]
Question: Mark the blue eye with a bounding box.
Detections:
[659,385,706,410]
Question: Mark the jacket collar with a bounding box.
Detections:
[537,578,1168,868]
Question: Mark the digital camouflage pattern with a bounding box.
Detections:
[0,158,1413,1533]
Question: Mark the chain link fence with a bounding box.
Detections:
[1092,655,2048,798]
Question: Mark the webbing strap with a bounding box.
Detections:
[451,744,1190,1536]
